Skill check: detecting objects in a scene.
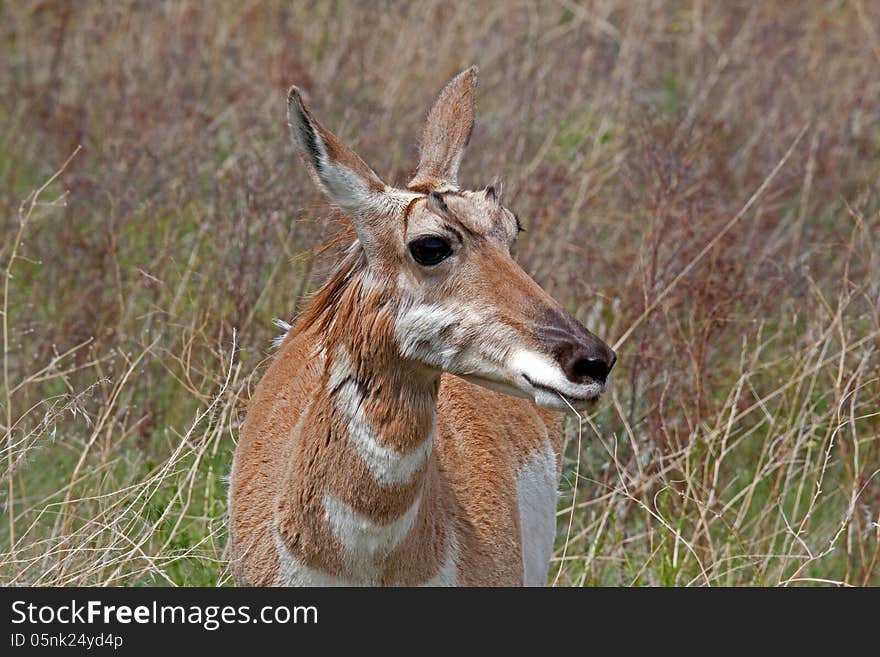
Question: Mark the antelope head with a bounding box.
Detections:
[287,67,615,411]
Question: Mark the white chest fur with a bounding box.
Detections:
[273,442,559,587]
[515,442,560,586]
[273,524,459,586]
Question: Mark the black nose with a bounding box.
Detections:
[535,310,617,386]
[562,347,616,385]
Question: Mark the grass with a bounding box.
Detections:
[1,0,878,586]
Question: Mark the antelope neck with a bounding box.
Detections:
[318,302,443,504]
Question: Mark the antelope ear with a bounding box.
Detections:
[407,66,478,193]
[287,86,387,216]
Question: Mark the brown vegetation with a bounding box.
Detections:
[1,1,878,585]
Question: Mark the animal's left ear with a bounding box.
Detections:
[408,66,478,193]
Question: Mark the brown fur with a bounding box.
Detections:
[229,282,560,585]
[229,66,612,587]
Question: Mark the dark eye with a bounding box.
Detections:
[408,236,453,267]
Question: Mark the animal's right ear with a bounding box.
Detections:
[287,86,387,217]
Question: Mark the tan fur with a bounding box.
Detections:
[228,67,614,587]
[229,322,559,586]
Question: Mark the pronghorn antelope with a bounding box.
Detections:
[228,67,616,586]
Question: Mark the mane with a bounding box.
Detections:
[286,193,422,344]
[290,223,369,338]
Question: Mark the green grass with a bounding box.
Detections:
[2,0,879,586]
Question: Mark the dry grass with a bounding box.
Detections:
[1,0,878,586]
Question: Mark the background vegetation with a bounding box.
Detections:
[1,0,878,586]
